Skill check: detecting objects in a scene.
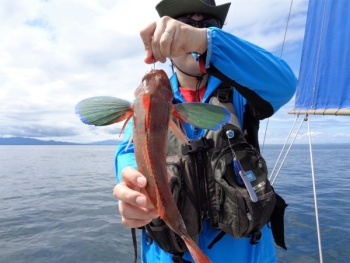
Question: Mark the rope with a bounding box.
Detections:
[292,0,327,260]
[307,116,324,263]
[170,59,206,102]
[131,228,138,263]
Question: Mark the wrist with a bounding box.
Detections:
[196,28,208,54]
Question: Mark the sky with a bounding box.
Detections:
[0,0,349,144]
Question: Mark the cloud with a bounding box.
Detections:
[1,122,79,138]
[3,0,346,145]
[260,114,350,144]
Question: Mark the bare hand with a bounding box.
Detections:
[113,166,159,228]
[140,16,207,64]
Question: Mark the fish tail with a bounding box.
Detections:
[183,236,211,263]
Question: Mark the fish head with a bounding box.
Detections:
[134,69,174,101]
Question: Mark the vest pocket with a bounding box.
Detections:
[212,148,276,238]
[145,219,186,254]
[166,155,202,241]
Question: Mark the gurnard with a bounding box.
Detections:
[75,69,230,263]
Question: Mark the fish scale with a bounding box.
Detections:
[132,70,211,263]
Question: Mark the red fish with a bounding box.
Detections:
[76,69,230,263]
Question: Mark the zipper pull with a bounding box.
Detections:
[247,212,252,221]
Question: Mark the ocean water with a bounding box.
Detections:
[0,144,349,263]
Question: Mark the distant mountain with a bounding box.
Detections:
[0,137,122,145]
[0,137,81,145]
[88,140,121,145]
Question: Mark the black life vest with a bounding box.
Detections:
[140,85,287,262]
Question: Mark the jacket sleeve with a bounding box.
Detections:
[205,27,297,119]
[114,118,137,182]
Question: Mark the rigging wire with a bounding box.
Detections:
[307,115,324,263]
[268,114,299,181]
[261,118,269,154]
[261,0,294,153]
[307,2,328,262]
[280,0,295,58]
[270,116,325,263]
[270,114,305,186]
[270,0,327,263]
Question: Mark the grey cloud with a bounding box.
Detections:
[0,103,71,123]
[0,0,315,145]
[0,124,80,138]
[104,126,122,135]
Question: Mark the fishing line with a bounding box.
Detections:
[152,54,157,70]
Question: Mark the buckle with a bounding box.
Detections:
[181,138,210,155]
[250,231,262,245]
[216,87,232,102]
[188,138,209,153]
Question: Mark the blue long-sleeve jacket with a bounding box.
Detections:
[115,27,297,263]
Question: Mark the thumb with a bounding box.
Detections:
[121,166,147,189]
[140,21,157,64]
[144,48,154,64]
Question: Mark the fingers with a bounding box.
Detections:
[140,17,173,63]
[158,29,176,63]
[113,166,159,228]
[140,16,182,64]
[112,167,148,207]
[113,181,144,207]
[140,21,157,64]
[121,166,147,189]
[154,17,183,63]
[118,200,158,228]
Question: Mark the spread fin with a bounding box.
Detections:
[173,102,230,131]
[75,96,133,126]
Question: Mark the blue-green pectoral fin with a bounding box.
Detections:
[174,102,230,130]
[75,96,132,126]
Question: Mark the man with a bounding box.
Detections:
[113,0,297,262]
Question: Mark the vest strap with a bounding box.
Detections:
[207,230,226,249]
[249,230,262,245]
[131,228,138,263]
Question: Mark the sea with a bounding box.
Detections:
[0,144,349,263]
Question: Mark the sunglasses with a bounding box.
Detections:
[176,17,222,29]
